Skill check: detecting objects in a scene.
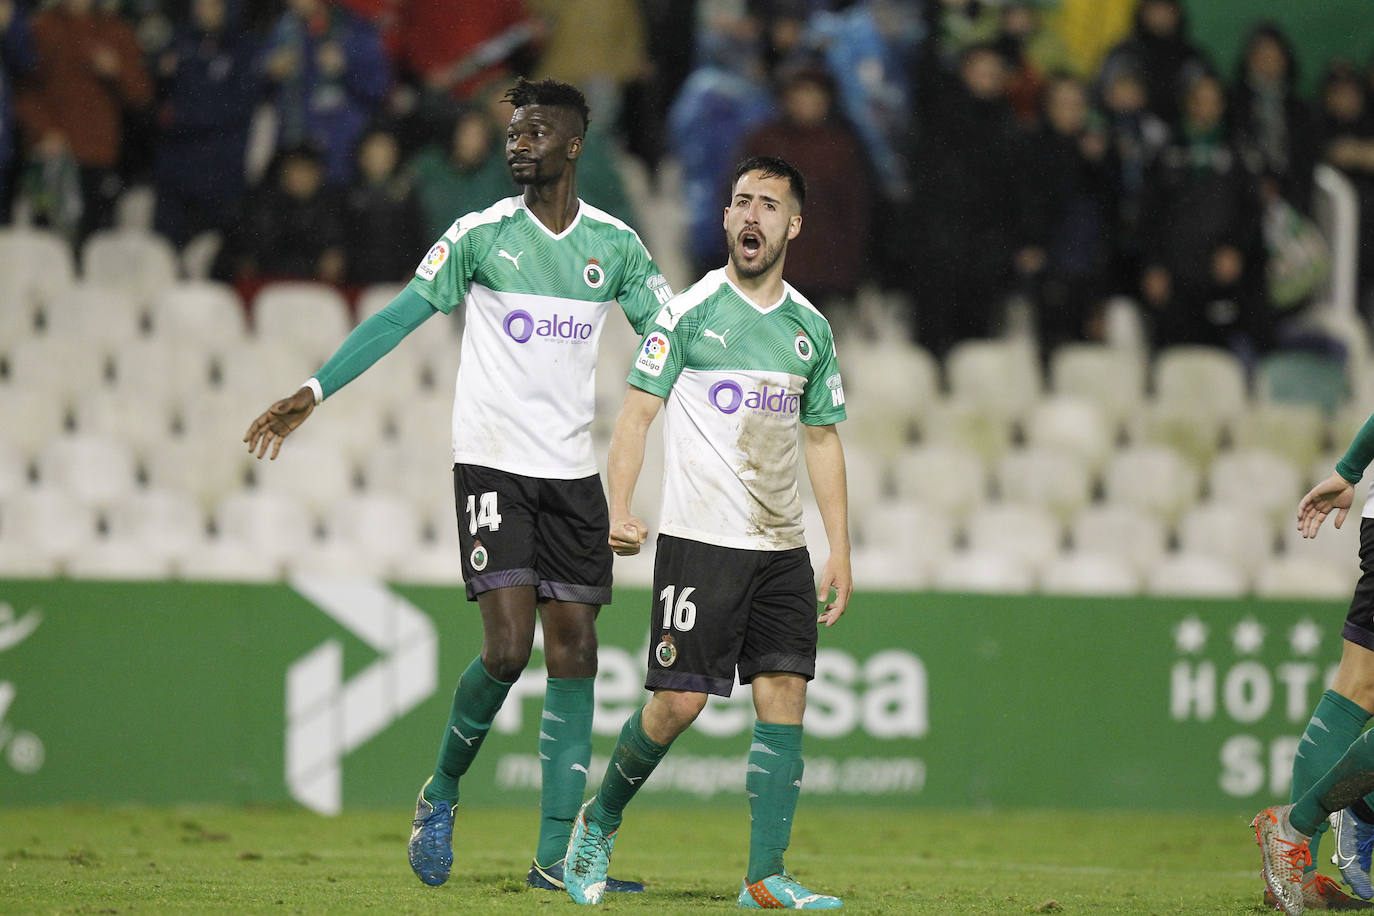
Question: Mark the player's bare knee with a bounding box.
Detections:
[543,634,599,678]
[660,690,707,728]
[481,643,532,682]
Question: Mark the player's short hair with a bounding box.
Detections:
[733,155,806,208]
[502,77,591,135]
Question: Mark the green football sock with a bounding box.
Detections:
[746,721,804,884]
[534,677,594,866]
[427,656,513,804]
[588,707,671,832]
[1290,689,1370,870]
[1293,730,1374,835]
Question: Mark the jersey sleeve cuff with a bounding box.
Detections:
[303,377,324,405]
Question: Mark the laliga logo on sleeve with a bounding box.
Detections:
[636,332,670,377]
[794,330,813,361]
[415,240,449,281]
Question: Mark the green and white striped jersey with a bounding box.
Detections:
[627,268,847,551]
[408,196,672,478]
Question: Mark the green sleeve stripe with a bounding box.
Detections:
[1337,412,1374,484]
[316,287,436,399]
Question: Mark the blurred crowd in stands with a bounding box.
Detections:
[3,0,1374,366]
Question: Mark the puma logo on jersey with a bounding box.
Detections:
[498,249,524,270]
[703,328,730,348]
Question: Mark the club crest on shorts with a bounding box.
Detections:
[794,329,813,361]
[469,540,489,572]
[655,634,678,667]
[583,257,605,289]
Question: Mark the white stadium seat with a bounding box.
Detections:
[250,439,360,517]
[964,502,1063,574]
[889,443,988,519]
[945,338,1042,419]
[324,493,423,566]
[176,538,281,582]
[932,549,1035,594]
[1,390,75,460]
[1207,448,1302,532]
[0,438,30,497]
[251,282,352,365]
[1146,553,1247,598]
[995,447,1093,524]
[35,434,139,507]
[1130,400,1227,470]
[1070,504,1169,575]
[1153,344,1249,424]
[1255,555,1359,600]
[917,398,1016,464]
[0,227,77,311]
[1231,402,1325,477]
[148,281,249,349]
[39,283,145,349]
[1175,502,1277,578]
[1023,396,1114,474]
[1049,342,1146,435]
[1040,551,1141,596]
[213,490,317,563]
[103,487,209,564]
[82,228,179,305]
[857,498,957,569]
[1102,445,1200,526]
[66,540,176,579]
[0,487,100,558]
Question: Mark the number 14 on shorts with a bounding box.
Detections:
[659,585,697,631]
[465,491,502,535]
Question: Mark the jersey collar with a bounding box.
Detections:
[722,271,791,314]
[519,197,584,240]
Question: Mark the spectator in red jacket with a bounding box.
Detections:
[15,0,152,243]
[741,63,872,311]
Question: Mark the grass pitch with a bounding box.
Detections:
[1,804,1293,913]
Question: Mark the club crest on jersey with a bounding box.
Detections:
[583,258,605,289]
[656,634,678,667]
[469,541,489,572]
[416,240,449,280]
[636,332,670,377]
[794,330,813,361]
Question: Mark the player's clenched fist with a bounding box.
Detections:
[609,517,647,556]
[243,387,316,460]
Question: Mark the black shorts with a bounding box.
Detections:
[644,534,818,698]
[453,464,612,605]
[1344,517,1374,649]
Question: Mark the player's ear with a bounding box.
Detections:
[567,134,583,161]
[787,213,802,240]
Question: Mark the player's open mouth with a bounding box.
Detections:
[740,231,761,257]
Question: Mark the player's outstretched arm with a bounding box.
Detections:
[243,387,315,460]
[804,423,851,626]
[1298,472,1356,539]
[607,386,663,556]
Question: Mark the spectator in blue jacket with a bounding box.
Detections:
[0,0,36,221]
[262,0,390,185]
[153,0,263,249]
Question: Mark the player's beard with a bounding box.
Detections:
[727,227,785,279]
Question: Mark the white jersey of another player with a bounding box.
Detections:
[626,268,846,551]
[409,196,672,478]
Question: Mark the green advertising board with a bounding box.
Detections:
[0,577,1348,814]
